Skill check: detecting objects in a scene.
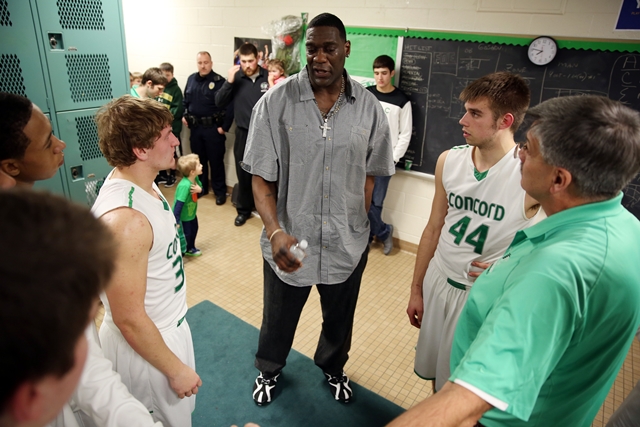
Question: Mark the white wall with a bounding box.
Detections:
[121,0,639,245]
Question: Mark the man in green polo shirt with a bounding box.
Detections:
[388,95,640,427]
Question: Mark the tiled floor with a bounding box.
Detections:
[98,183,640,426]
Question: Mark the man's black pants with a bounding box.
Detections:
[190,126,226,197]
[233,126,254,216]
[254,247,369,377]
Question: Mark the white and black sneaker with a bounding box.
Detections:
[324,371,353,403]
[252,372,280,406]
[164,175,176,188]
[154,174,167,185]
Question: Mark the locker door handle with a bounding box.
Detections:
[70,165,83,180]
[48,33,63,50]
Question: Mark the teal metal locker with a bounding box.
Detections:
[0,1,49,111]
[0,0,129,205]
[56,107,107,205]
[0,0,67,195]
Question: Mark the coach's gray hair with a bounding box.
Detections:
[526,95,640,198]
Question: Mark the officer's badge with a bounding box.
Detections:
[209,82,215,90]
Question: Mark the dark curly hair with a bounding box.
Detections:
[0,92,34,161]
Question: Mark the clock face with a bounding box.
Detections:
[528,36,558,66]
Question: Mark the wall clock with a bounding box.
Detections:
[528,36,558,66]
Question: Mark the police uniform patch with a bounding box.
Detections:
[209,82,215,90]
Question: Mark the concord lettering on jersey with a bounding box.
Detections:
[448,192,505,221]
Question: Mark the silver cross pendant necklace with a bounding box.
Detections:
[316,76,345,138]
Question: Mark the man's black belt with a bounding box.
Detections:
[190,115,216,127]
[185,113,224,127]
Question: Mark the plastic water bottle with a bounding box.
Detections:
[276,239,307,275]
[290,240,308,261]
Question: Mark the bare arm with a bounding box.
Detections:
[252,175,300,273]
[100,208,201,398]
[407,151,450,328]
[365,175,375,213]
[386,382,492,427]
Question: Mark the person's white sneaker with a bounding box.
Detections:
[383,224,394,255]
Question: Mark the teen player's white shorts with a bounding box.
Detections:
[99,318,196,427]
[414,260,470,392]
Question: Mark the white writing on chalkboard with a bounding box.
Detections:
[397,38,640,176]
[434,52,456,64]
[478,44,502,51]
[612,55,640,108]
[505,64,528,73]
[547,71,599,82]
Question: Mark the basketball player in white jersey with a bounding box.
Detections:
[92,96,201,427]
[0,92,162,427]
[407,72,542,392]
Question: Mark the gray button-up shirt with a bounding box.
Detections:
[242,67,394,286]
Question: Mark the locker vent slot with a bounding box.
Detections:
[85,177,104,207]
[623,182,640,210]
[76,115,103,161]
[0,0,11,26]
[57,0,105,30]
[65,54,112,102]
[0,54,26,96]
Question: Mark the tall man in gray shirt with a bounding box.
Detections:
[242,13,394,406]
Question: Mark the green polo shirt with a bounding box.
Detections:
[450,193,640,427]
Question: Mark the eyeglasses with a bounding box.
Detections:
[513,140,528,159]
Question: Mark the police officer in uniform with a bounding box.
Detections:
[182,51,234,204]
